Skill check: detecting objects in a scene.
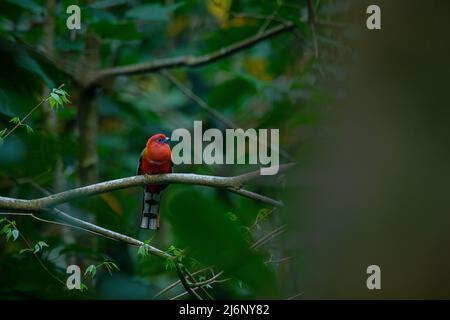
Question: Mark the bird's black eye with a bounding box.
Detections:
[157,138,163,142]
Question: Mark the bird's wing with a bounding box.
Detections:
[137,148,146,175]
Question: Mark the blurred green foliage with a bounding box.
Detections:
[0,0,338,299]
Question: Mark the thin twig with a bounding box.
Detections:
[90,23,294,85]
[153,267,212,299]
[251,225,286,250]
[3,217,66,287]
[228,188,284,207]
[257,6,280,35]
[2,84,64,141]
[230,12,303,41]
[265,256,292,265]
[30,214,119,242]
[1,210,169,258]
[51,208,171,258]
[304,0,319,59]
[188,271,225,288]
[2,180,122,242]
[230,12,287,25]
[182,265,214,300]
[160,70,236,129]
[286,292,304,300]
[170,287,201,300]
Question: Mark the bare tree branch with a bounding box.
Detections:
[160,69,237,129]
[251,225,286,250]
[0,164,293,264]
[89,23,294,86]
[230,12,288,25]
[0,164,294,212]
[2,212,199,296]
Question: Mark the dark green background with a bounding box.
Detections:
[1,0,449,299]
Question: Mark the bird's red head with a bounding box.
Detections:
[144,133,172,163]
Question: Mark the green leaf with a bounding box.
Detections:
[79,283,89,292]
[227,212,238,222]
[48,89,68,110]
[166,189,278,297]
[19,248,32,255]
[52,88,65,96]
[0,129,7,137]
[25,124,34,135]
[50,93,62,107]
[137,245,149,258]
[11,229,19,241]
[103,261,120,275]
[257,208,272,220]
[52,88,70,104]
[1,224,11,234]
[33,244,40,253]
[165,258,176,270]
[49,96,56,110]
[33,241,49,253]
[9,117,20,124]
[61,95,70,104]
[84,264,97,278]
[144,237,154,245]
[37,241,49,248]
[166,245,184,259]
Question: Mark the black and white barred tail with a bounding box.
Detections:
[140,191,161,230]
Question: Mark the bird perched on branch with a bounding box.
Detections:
[138,133,172,230]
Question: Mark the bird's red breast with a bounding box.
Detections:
[138,133,172,193]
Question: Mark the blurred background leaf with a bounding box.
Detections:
[0,0,334,300]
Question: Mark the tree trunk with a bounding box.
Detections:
[77,34,101,186]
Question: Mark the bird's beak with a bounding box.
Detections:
[163,137,170,144]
